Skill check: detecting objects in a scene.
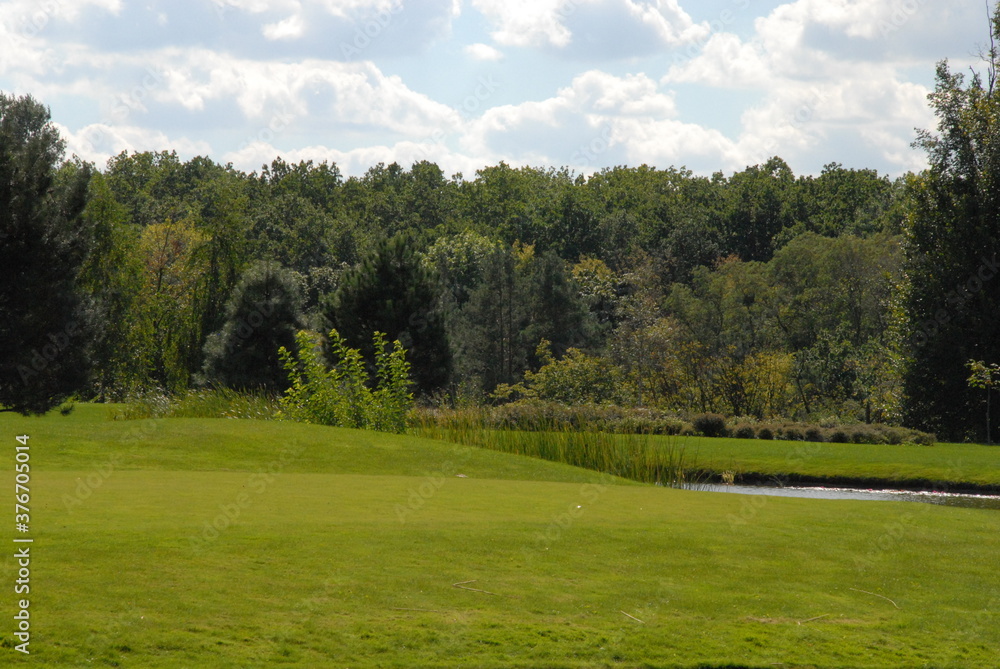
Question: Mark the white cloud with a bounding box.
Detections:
[210,0,298,14]
[471,0,572,49]
[313,0,402,19]
[55,121,212,166]
[145,49,460,134]
[471,0,708,55]
[464,42,504,61]
[664,32,771,88]
[262,13,305,40]
[614,117,738,170]
[462,70,679,170]
[0,0,122,35]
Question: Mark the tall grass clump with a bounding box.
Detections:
[411,409,704,488]
[114,387,281,420]
[277,329,412,433]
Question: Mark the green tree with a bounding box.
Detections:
[135,218,208,392]
[967,360,1000,443]
[903,8,1000,440]
[78,171,147,398]
[722,157,796,262]
[449,244,524,399]
[324,235,451,396]
[503,340,626,405]
[0,94,94,414]
[200,262,305,392]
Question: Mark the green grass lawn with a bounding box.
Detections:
[1,405,998,667]
[657,435,1000,490]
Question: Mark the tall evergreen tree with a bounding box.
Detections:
[324,235,451,396]
[200,262,305,392]
[903,8,1000,440]
[0,93,94,414]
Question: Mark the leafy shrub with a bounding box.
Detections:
[733,424,756,439]
[828,430,850,443]
[783,427,804,441]
[804,427,824,442]
[278,329,412,433]
[693,413,727,438]
[851,428,875,444]
[756,426,774,440]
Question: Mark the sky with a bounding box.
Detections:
[0,0,992,179]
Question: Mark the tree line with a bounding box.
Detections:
[2,11,999,442]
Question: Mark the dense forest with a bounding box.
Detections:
[2,33,999,443]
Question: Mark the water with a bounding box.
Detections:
[699,484,1000,510]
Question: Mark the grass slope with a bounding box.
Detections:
[661,435,1000,490]
[0,405,998,668]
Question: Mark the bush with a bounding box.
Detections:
[756,426,774,440]
[783,427,804,441]
[693,413,727,438]
[804,427,824,442]
[828,430,850,443]
[278,329,413,433]
[733,424,756,440]
[851,428,876,444]
[882,428,904,445]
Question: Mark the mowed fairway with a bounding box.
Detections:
[1,406,998,668]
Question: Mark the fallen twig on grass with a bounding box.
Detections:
[452,580,499,596]
[620,610,645,624]
[849,587,900,609]
[797,614,830,625]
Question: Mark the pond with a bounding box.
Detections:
[699,484,1000,510]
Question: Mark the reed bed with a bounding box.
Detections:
[410,408,704,488]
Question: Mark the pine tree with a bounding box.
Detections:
[200,262,305,392]
[323,235,451,396]
[0,94,94,414]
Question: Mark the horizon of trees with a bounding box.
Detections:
[3,7,1000,442]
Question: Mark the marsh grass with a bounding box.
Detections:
[113,387,281,421]
[411,408,706,488]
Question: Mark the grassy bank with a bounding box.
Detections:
[0,405,997,667]
[664,435,1000,491]
[413,413,1000,492]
